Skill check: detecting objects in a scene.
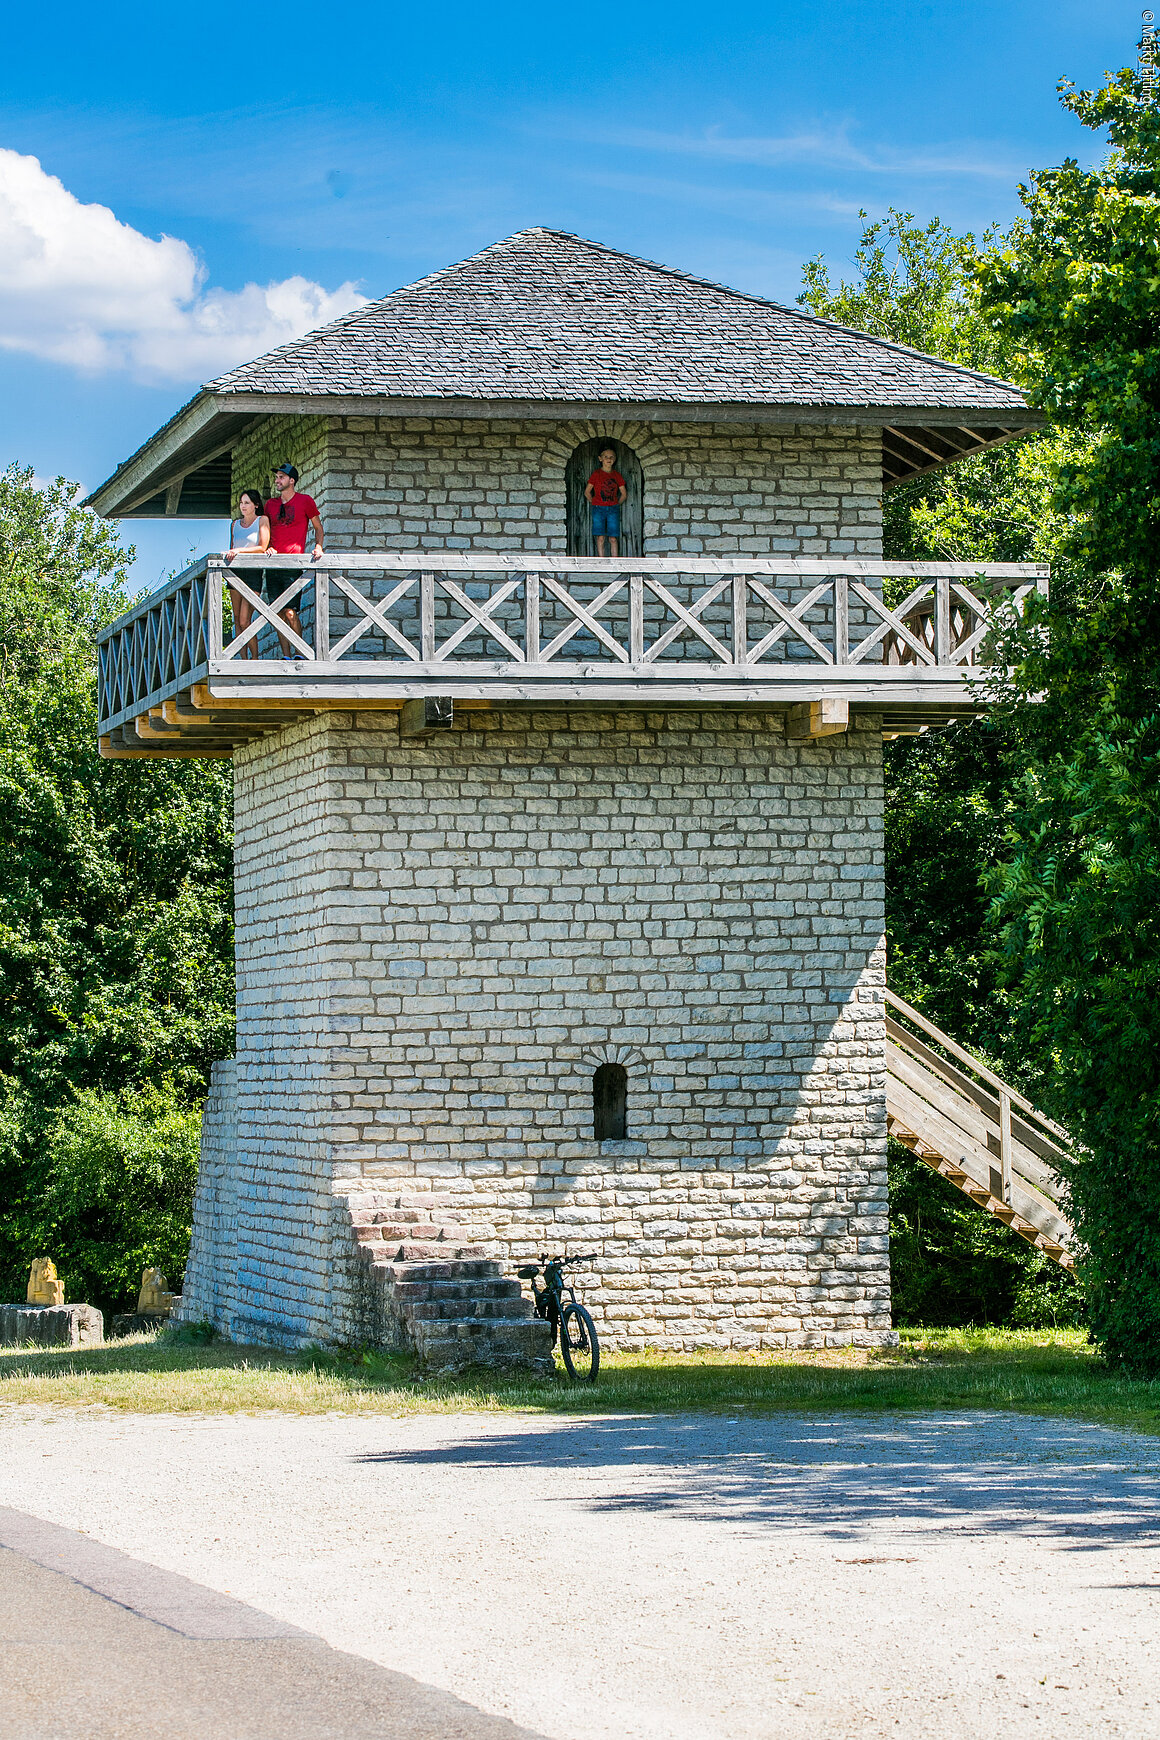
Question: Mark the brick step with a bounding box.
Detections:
[411,1317,554,1373]
[392,1278,523,1304]
[395,1259,503,1283]
[406,1297,534,1323]
[361,1241,489,1263]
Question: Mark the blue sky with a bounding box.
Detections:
[0,0,1135,589]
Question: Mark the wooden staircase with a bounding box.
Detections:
[885,990,1075,1269]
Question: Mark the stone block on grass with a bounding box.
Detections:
[0,1304,103,1347]
[110,1312,172,1338]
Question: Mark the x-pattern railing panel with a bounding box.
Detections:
[95,553,1048,732]
[742,577,834,664]
[850,581,938,666]
[328,572,422,661]
[223,570,315,660]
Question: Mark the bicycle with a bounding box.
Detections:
[517,1252,600,1381]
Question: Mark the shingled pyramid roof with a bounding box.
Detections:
[207,227,1028,415]
[89,228,1039,518]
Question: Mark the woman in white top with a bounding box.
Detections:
[226,488,271,660]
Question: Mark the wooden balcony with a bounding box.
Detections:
[97,552,1048,756]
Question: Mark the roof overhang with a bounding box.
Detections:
[85,392,260,520]
[85,390,1045,519]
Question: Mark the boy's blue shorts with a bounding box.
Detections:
[591,505,621,538]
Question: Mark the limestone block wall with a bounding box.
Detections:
[226,413,882,560]
[321,416,882,558]
[175,1058,237,1327]
[231,415,331,517]
[202,719,355,1345]
[196,706,892,1352]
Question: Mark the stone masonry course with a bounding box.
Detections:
[232,416,882,560]
[180,705,892,1352]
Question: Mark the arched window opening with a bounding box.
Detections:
[593,1063,628,1141]
[566,440,644,557]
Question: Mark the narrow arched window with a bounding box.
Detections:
[593,1063,628,1141]
[566,440,644,557]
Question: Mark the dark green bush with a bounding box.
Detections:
[30,1083,200,1318]
[889,1141,1083,1329]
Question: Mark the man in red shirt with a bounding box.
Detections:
[584,446,627,557]
[263,462,325,657]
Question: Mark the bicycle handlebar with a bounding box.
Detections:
[539,1251,599,1268]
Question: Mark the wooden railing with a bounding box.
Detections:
[97,552,1048,733]
[884,988,1075,1265]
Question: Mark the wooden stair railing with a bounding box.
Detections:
[884,989,1075,1269]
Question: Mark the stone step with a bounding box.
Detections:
[360,1241,488,1264]
[354,1221,480,1244]
[348,1194,462,1218]
[396,1241,488,1262]
[394,1259,503,1283]
[405,1297,533,1323]
[365,1220,444,1240]
[354,1210,491,1233]
[392,1278,523,1304]
[349,1206,427,1227]
[347,1202,550,1373]
[411,1317,554,1373]
[413,1315,547,1347]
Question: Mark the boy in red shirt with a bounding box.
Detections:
[584,447,627,557]
[263,462,325,657]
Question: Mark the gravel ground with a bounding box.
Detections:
[0,1405,1158,1740]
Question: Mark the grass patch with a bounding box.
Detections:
[2,1326,1160,1436]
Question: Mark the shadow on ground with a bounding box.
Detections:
[353,1411,1160,1559]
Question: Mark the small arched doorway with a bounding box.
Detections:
[566,440,644,557]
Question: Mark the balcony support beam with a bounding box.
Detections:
[786,698,850,740]
[401,697,455,735]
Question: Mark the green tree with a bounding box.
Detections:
[36,1084,202,1318]
[977,73,1160,1368]
[0,465,234,1309]
[800,210,1084,1325]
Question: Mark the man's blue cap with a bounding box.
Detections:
[274,462,299,482]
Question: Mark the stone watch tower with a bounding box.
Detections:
[90,230,1042,1363]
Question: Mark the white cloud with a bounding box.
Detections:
[547,121,1021,181]
[575,169,863,221]
[0,148,367,380]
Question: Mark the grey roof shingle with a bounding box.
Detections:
[207,228,1027,412]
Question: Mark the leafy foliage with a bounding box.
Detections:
[888,1143,1082,1328]
[976,74,1160,1369]
[35,1084,201,1319]
[800,209,1084,1324]
[799,208,1007,370]
[0,465,234,1311]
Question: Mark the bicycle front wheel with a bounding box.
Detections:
[560,1302,600,1382]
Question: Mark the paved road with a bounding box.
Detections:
[1,1405,1159,1739]
[0,1506,544,1740]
